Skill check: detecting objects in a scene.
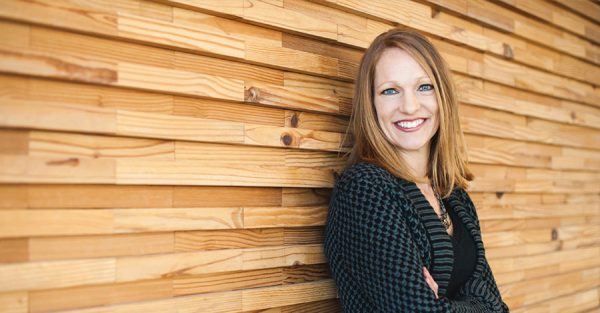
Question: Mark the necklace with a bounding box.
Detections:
[433,186,452,230]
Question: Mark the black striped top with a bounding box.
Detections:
[323,161,509,312]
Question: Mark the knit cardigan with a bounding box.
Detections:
[323,162,510,312]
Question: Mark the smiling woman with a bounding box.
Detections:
[323,28,510,312]
[374,47,440,166]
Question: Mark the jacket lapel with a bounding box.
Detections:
[399,180,454,297]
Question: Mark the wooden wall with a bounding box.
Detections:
[0,0,598,312]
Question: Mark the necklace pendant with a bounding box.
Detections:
[434,187,451,230]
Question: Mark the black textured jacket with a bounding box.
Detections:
[324,162,510,312]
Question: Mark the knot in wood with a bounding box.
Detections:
[244,87,260,102]
[290,113,299,128]
[46,157,80,166]
[551,228,558,241]
[495,191,504,199]
[281,133,294,146]
[503,43,514,59]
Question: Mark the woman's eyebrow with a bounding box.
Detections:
[376,76,431,89]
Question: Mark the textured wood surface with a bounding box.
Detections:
[0,0,598,312]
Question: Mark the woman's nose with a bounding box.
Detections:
[399,90,420,114]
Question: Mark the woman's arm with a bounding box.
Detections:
[324,166,490,312]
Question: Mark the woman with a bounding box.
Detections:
[323,28,510,312]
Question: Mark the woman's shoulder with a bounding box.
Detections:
[336,161,396,185]
[333,162,403,199]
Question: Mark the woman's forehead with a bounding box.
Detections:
[374,48,430,86]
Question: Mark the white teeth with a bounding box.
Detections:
[396,119,425,129]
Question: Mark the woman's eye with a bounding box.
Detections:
[418,84,434,92]
[381,88,398,95]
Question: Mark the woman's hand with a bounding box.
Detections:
[423,266,439,299]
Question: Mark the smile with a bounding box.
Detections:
[394,118,426,132]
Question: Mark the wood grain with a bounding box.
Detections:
[0,0,598,311]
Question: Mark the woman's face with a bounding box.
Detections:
[373,47,440,154]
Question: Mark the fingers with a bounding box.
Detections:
[423,267,439,299]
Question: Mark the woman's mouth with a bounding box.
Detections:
[394,118,426,132]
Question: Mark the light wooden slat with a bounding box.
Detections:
[117,11,246,58]
[29,279,172,313]
[117,62,245,101]
[244,74,352,114]
[0,209,114,237]
[241,279,336,311]
[456,74,600,130]
[503,267,600,309]
[465,133,600,171]
[494,253,600,285]
[0,206,328,237]
[116,160,335,187]
[283,227,324,246]
[175,228,284,251]
[0,258,115,292]
[244,206,328,228]
[487,240,561,260]
[549,0,600,24]
[0,292,27,313]
[510,288,599,313]
[495,0,600,44]
[0,130,29,155]
[172,186,283,207]
[468,162,600,193]
[244,0,339,40]
[282,263,331,284]
[29,131,175,160]
[428,0,600,65]
[284,110,349,133]
[0,47,245,102]
[0,155,116,184]
[0,184,284,209]
[173,267,284,295]
[481,215,598,232]
[114,207,244,232]
[0,0,119,35]
[0,208,239,237]
[0,238,28,263]
[173,97,286,127]
[0,244,324,292]
[483,228,553,248]
[29,233,174,261]
[34,280,339,313]
[242,298,341,313]
[486,235,600,259]
[316,0,505,53]
[243,124,344,151]
[461,104,600,150]
[116,244,324,282]
[0,100,116,134]
[54,289,243,313]
[117,109,245,142]
[491,246,599,274]
[0,99,345,152]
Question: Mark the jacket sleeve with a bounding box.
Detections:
[451,189,510,312]
[326,170,491,312]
